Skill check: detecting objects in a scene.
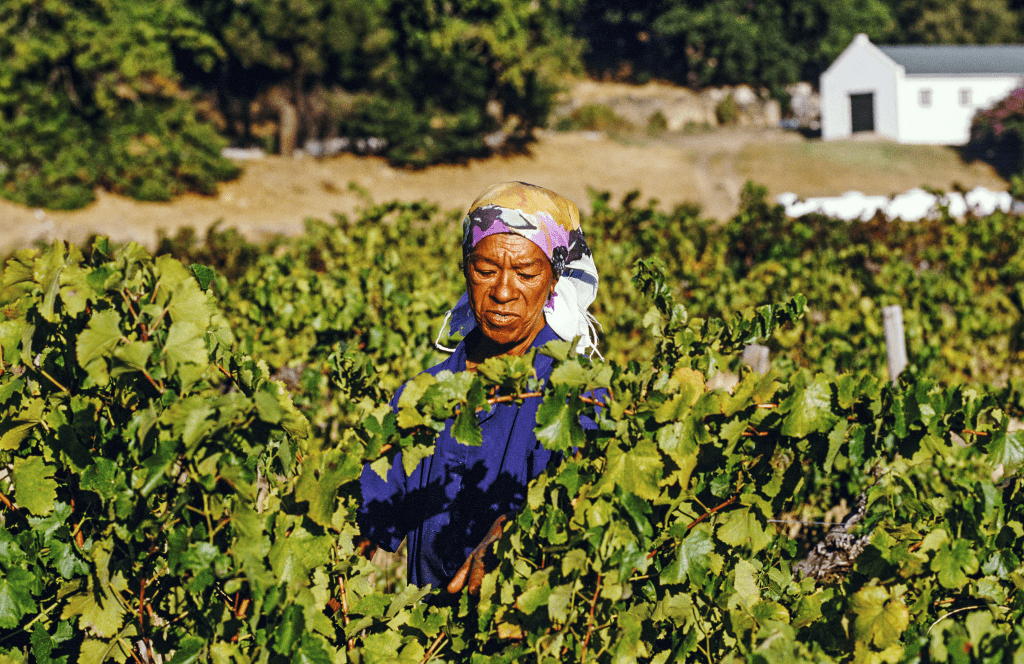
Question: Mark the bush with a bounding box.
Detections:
[646,109,669,133]
[967,87,1024,179]
[554,103,631,132]
[0,0,241,209]
[715,93,740,125]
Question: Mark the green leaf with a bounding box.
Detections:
[716,501,772,553]
[931,538,980,589]
[12,456,58,516]
[780,375,838,438]
[76,310,122,385]
[851,586,909,649]
[273,605,304,655]
[164,321,208,369]
[451,404,482,447]
[730,559,761,609]
[988,428,1024,471]
[602,440,662,501]
[59,265,92,318]
[61,586,126,639]
[167,636,205,664]
[534,386,584,452]
[517,569,556,615]
[661,528,715,586]
[825,419,848,473]
[188,264,216,290]
[0,569,37,629]
[0,421,38,451]
[254,389,284,424]
[111,341,152,374]
[293,634,332,664]
[547,583,573,623]
[401,443,435,478]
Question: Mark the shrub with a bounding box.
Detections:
[646,109,669,133]
[554,103,632,132]
[967,86,1024,179]
[715,93,740,125]
[0,0,241,209]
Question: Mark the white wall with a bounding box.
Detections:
[895,74,1022,144]
[821,36,900,140]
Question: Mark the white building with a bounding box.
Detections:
[821,33,1024,145]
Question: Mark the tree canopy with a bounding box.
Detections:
[4,0,1024,209]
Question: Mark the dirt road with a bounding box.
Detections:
[0,128,1006,255]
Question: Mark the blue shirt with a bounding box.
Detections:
[358,325,596,588]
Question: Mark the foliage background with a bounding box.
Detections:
[7,0,1024,208]
[1,189,1022,662]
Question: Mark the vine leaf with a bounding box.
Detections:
[717,501,772,553]
[661,527,716,585]
[851,586,909,649]
[61,582,127,638]
[780,375,839,438]
[188,264,216,291]
[987,428,1024,472]
[0,569,37,629]
[535,386,584,452]
[931,538,980,589]
[601,440,661,500]
[166,636,204,664]
[12,455,58,516]
[76,310,122,385]
[730,559,761,609]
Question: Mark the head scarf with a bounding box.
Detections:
[435,182,601,356]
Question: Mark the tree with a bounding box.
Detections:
[0,0,239,209]
[883,0,1018,44]
[183,0,387,151]
[578,0,893,91]
[186,0,583,166]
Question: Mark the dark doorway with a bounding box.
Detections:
[850,93,875,133]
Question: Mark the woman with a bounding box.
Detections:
[358,182,601,593]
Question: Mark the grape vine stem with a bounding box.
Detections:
[580,571,602,662]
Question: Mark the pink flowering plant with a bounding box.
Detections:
[969,87,1024,193]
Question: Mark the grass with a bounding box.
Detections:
[736,139,1007,199]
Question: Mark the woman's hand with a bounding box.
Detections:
[354,536,378,560]
[446,514,508,595]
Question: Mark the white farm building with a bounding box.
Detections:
[821,33,1024,145]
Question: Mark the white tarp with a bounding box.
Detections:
[777,186,1016,221]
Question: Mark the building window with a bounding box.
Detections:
[919,88,932,107]
[959,88,972,106]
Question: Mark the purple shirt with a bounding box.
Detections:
[358,325,596,588]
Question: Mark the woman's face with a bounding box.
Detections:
[465,233,556,356]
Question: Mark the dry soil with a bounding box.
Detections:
[0,127,1008,255]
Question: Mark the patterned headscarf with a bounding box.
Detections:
[436,182,601,356]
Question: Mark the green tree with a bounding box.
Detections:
[883,0,1018,43]
[0,0,240,210]
[184,0,387,150]
[578,0,893,91]
[187,0,583,166]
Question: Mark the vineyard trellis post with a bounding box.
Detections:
[883,304,907,383]
[742,343,770,374]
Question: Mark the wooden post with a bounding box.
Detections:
[742,344,770,375]
[882,305,907,384]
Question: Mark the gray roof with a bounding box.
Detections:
[878,44,1024,75]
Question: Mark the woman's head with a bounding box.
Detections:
[438,181,600,357]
